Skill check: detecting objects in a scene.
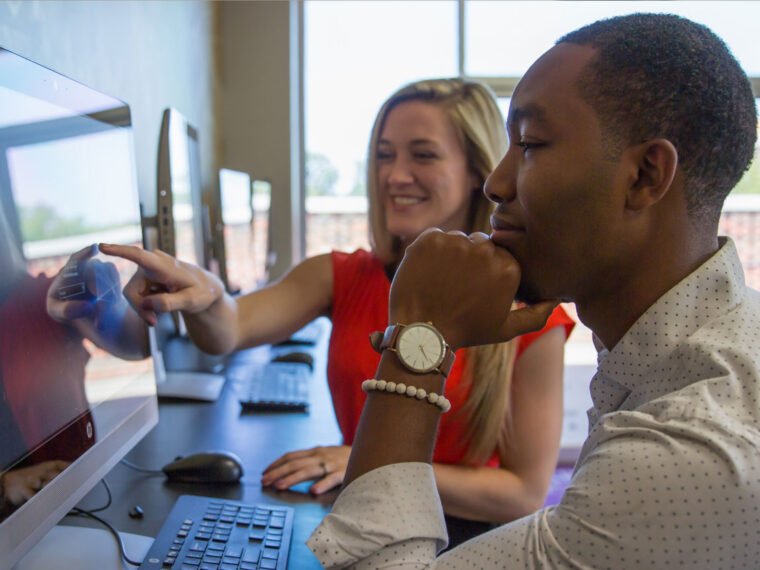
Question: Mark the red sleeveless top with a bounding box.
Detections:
[328,250,575,467]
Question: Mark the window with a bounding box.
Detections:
[304,0,457,257]
[302,1,760,459]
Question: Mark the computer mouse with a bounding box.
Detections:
[162,451,244,484]
[271,351,314,371]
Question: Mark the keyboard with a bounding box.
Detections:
[238,362,311,412]
[138,495,294,570]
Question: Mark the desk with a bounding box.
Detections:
[77,329,341,569]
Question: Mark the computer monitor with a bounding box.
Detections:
[149,108,225,401]
[155,107,207,268]
[213,169,273,295]
[0,47,158,568]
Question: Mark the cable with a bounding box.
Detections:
[119,458,163,475]
[67,508,143,567]
[87,478,113,513]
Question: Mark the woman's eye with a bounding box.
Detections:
[413,152,437,160]
[376,151,393,161]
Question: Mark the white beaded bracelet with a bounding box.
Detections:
[361,378,451,413]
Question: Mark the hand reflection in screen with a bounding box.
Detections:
[1,461,69,508]
[46,243,150,361]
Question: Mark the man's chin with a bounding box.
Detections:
[515,280,544,305]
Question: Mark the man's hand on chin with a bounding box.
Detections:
[389,229,557,350]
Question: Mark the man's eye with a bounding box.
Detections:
[516,140,543,154]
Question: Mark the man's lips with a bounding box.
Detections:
[490,216,525,247]
[490,215,525,233]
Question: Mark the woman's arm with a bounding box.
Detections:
[433,326,566,522]
[99,244,333,355]
[343,231,556,488]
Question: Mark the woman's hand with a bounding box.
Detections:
[261,445,350,495]
[99,243,225,326]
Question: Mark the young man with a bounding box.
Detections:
[308,13,759,569]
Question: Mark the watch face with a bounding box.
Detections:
[397,323,445,373]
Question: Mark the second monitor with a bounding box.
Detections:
[213,169,273,296]
[150,107,226,401]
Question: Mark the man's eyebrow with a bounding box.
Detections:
[507,103,549,127]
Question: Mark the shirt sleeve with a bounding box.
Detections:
[308,407,759,569]
[307,463,448,568]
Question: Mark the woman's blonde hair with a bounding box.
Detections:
[366,78,517,465]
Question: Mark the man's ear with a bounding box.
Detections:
[624,138,678,212]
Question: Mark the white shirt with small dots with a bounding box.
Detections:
[308,237,760,569]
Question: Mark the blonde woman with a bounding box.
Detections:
[103,78,574,545]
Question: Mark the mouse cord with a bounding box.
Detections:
[66,479,143,567]
[120,458,163,475]
[86,478,113,513]
[67,507,143,567]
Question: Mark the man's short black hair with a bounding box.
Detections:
[559,13,757,222]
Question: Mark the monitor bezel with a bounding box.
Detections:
[155,107,207,269]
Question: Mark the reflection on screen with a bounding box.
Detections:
[0,52,153,524]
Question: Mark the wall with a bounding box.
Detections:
[216,0,302,279]
[0,0,216,217]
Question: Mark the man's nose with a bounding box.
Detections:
[484,155,516,204]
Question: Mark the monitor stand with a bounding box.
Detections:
[150,329,226,402]
[157,370,226,401]
[14,524,153,570]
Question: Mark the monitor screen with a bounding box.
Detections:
[217,169,272,294]
[0,47,158,568]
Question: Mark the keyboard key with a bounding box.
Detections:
[242,547,260,563]
[249,529,266,541]
[262,548,278,560]
[260,559,278,570]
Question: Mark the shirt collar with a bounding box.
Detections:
[597,236,745,391]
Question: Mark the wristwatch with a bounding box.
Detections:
[372,322,455,377]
